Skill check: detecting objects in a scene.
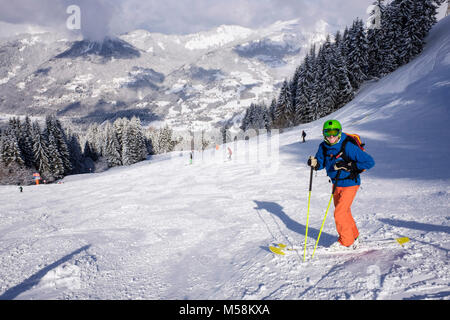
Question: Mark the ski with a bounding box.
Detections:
[269,237,410,257]
[312,237,410,257]
[269,243,299,255]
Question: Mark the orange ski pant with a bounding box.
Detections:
[333,185,360,247]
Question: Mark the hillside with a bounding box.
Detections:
[0,16,449,300]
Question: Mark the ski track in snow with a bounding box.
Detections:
[0,17,449,300]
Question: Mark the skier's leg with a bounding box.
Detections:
[333,185,359,246]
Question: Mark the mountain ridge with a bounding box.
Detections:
[0,18,333,130]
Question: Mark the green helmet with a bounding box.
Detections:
[323,119,342,131]
[322,120,342,143]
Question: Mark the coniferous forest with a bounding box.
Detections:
[240,0,444,131]
[0,116,179,185]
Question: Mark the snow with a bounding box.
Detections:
[0,66,21,85]
[0,17,449,301]
[443,52,450,66]
[157,42,165,50]
[65,74,94,91]
[185,25,254,50]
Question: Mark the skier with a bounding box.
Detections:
[19,185,23,192]
[307,120,375,249]
[227,147,232,161]
[190,151,193,165]
[301,130,307,143]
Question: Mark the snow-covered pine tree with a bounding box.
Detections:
[103,121,122,167]
[83,140,97,161]
[32,122,52,178]
[152,125,179,154]
[243,104,254,131]
[293,63,306,124]
[130,116,148,163]
[309,52,322,121]
[113,118,127,155]
[240,107,251,132]
[262,105,271,131]
[295,51,315,124]
[121,117,147,166]
[317,36,338,116]
[46,116,72,174]
[384,1,408,69]
[241,103,270,131]
[46,129,65,180]
[290,65,302,119]
[268,98,277,128]
[220,123,232,144]
[367,1,386,78]
[63,124,85,174]
[256,103,266,131]
[121,123,133,166]
[332,32,354,109]
[8,117,21,139]
[345,18,369,90]
[392,0,421,66]
[84,122,102,160]
[19,116,36,168]
[375,3,399,76]
[67,133,84,174]
[0,128,25,167]
[412,0,446,54]
[273,80,292,128]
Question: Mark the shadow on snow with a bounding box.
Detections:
[254,200,337,248]
[0,245,91,300]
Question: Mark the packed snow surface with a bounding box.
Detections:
[0,17,449,300]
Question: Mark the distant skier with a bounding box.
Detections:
[190,151,193,165]
[307,120,375,250]
[301,130,307,143]
[19,185,23,192]
[227,147,232,161]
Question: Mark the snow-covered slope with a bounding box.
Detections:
[0,17,449,300]
[0,19,331,130]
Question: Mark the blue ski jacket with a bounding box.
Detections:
[314,133,375,187]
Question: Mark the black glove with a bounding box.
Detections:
[334,160,358,172]
[307,156,319,170]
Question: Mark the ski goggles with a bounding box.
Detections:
[323,128,341,137]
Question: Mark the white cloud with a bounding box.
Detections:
[112,0,375,35]
[0,0,384,39]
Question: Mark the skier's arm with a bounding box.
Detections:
[313,143,325,170]
[347,143,375,171]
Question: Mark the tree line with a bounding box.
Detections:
[240,0,444,131]
[0,115,179,185]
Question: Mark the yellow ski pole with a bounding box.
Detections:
[303,166,314,262]
[311,170,341,260]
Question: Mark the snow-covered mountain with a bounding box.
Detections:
[0,19,332,130]
[0,16,448,300]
